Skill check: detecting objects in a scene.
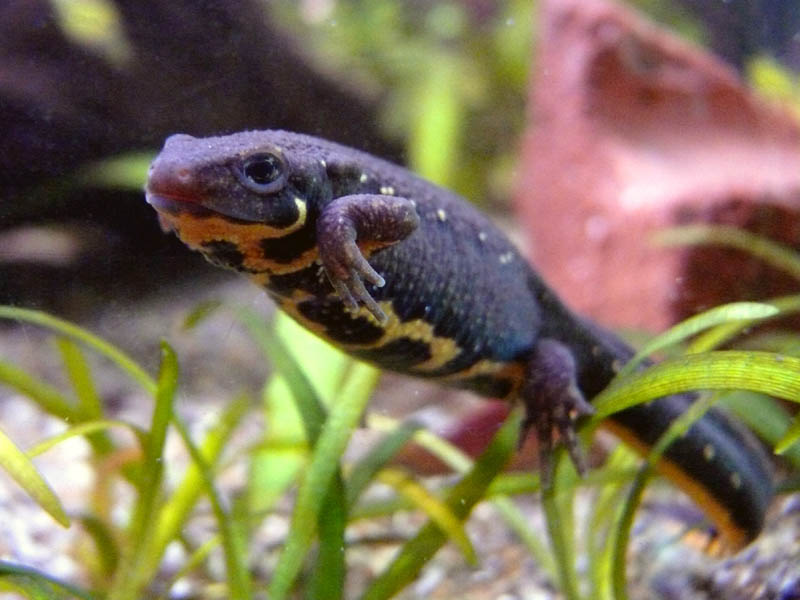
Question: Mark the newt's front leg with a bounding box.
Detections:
[521,338,595,487]
[317,194,419,323]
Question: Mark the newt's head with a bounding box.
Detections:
[145,131,330,274]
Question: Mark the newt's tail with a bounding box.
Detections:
[606,395,773,549]
[573,319,774,549]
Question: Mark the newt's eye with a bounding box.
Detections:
[237,152,286,193]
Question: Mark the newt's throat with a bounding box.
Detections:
[152,206,320,276]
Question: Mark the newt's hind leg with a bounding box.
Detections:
[520,338,595,487]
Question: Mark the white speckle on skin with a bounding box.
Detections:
[498,251,514,264]
[730,472,742,489]
[478,231,488,242]
[436,209,447,222]
[319,159,327,168]
[359,173,368,183]
[380,185,395,195]
[703,444,716,461]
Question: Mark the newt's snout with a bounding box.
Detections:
[146,145,205,215]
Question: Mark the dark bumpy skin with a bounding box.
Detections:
[146,130,772,549]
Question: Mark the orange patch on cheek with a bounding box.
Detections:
[157,210,320,275]
[156,196,308,249]
[157,212,291,249]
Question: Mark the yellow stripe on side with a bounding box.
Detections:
[604,420,750,552]
[430,359,524,399]
[241,248,318,275]
[274,295,523,397]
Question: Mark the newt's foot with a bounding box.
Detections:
[521,338,595,487]
[323,243,388,324]
[317,194,419,324]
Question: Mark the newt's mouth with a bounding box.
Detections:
[145,190,216,218]
[145,189,220,235]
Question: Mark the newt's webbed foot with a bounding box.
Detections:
[521,338,595,488]
[317,194,419,324]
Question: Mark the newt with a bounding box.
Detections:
[145,130,772,549]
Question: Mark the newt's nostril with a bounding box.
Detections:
[176,168,192,184]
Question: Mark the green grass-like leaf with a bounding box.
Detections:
[594,350,800,421]
[182,299,224,330]
[378,467,477,564]
[408,56,464,187]
[55,337,101,419]
[688,294,800,353]
[108,341,178,600]
[269,362,379,599]
[0,426,69,527]
[0,361,77,421]
[55,337,114,455]
[617,301,778,377]
[609,467,648,600]
[609,393,718,600]
[26,420,145,458]
[80,152,154,189]
[306,473,347,600]
[366,412,557,583]
[76,514,119,579]
[776,413,800,453]
[237,308,376,600]
[747,54,800,120]
[146,393,252,585]
[237,309,330,441]
[587,447,639,600]
[722,391,800,465]
[656,225,800,282]
[360,411,520,600]
[346,420,423,510]
[0,560,96,600]
[0,306,156,394]
[542,453,582,600]
[490,495,557,580]
[172,416,253,600]
[367,412,473,471]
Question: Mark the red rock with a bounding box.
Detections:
[392,401,547,474]
[515,0,800,331]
